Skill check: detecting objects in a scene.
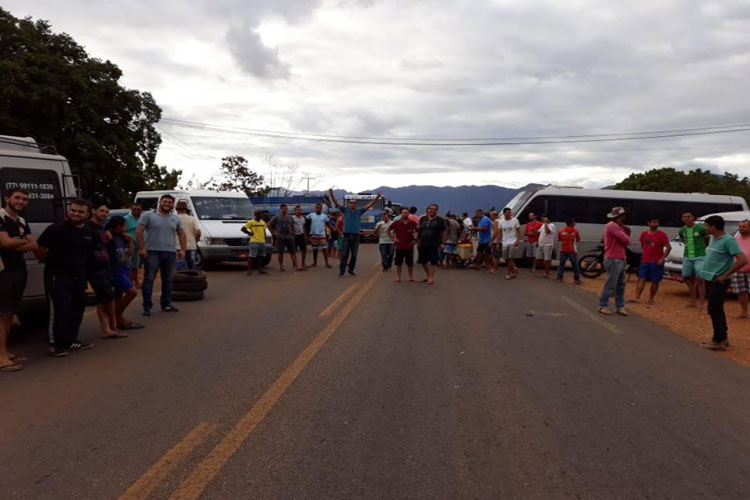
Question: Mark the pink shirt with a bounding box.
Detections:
[734,234,750,272]
[604,221,630,259]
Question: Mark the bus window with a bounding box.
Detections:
[630,200,676,226]
[588,198,632,224]
[0,167,64,223]
[521,195,557,221]
[557,196,590,224]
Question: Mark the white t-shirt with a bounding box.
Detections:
[500,217,520,245]
[463,217,473,228]
[538,223,557,246]
[374,220,394,244]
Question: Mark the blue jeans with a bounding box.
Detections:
[177,250,196,271]
[142,250,176,310]
[340,233,360,274]
[46,274,87,348]
[557,251,580,281]
[379,243,394,270]
[598,258,626,309]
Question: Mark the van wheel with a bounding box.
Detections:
[261,255,272,267]
[17,309,49,328]
[193,250,204,269]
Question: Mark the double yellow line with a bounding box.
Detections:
[120,270,382,500]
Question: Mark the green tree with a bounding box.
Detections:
[0,8,180,206]
[614,167,750,203]
[206,156,270,197]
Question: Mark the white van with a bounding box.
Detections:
[133,190,272,267]
[0,136,78,322]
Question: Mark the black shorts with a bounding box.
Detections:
[477,243,491,255]
[0,269,27,315]
[88,270,114,304]
[276,236,295,254]
[417,246,440,265]
[294,234,307,252]
[394,249,414,266]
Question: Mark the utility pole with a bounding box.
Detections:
[302,176,315,194]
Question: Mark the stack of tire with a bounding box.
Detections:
[172,270,208,302]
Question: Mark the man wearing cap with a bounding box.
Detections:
[598,206,631,316]
[175,200,201,270]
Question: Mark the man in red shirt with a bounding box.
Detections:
[632,218,671,304]
[523,212,543,271]
[556,219,581,284]
[388,207,418,283]
[598,207,631,315]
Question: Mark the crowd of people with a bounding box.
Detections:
[0,185,746,372]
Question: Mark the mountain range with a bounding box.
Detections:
[311,184,546,214]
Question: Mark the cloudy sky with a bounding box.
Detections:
[7,0,750,192]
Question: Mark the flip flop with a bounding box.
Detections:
[119,322,145,330]
[0,363,23,372]
[425,280,434,285]
[9,354,28,362]
[101,332,128,339]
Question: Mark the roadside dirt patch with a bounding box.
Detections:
[574,274,750,368]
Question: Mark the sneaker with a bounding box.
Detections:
[339,273,346,278]
[161,305,179,313]
[616,308,629,316]
[348,271,357,277]
[142,308,152,317]
[574,280,582,285]
[598,307,613,315]
[68,341,94,351]
[49,346,69,357]
[700,340,729,351]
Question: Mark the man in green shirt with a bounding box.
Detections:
[698,215,747,351]
[678,211,708,309]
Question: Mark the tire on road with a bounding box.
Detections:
[171,290,205,302]
[173,270,207,283]
[172,280,208,293]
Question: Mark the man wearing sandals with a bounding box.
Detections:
[106,216,144,334]
[598,207,631,316]
[0,188,39,371]
[417,203,447,285]
[388,207,418,283]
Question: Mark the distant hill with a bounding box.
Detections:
[305,184,545,214]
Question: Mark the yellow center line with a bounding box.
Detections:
[168,269,382,500]
[318,283,359,318]
[119,422,216,500]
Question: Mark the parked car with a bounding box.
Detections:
[663,210,750,281]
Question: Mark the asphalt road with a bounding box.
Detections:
[2,245,749,499]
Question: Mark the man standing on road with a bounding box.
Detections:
[632,218,671,305]
[388,207,418,282]
[241,210,270,276]
[698,215,747,351]
[374,211,394,271]
[489,211,501,274]
[106,216,143,332]
[137,195,187,316]
[175,200,201,270]
[444,213,461,268]
[37,199,95,356]
[124,203,142,288]
[556,219,581,284]
[471,209,492,270]
[292,205,308,270]
[523,212,543,272]
[267,204,300,273]
[306,203,332,268]
[598,207,631,316]
[535,214,557,278]
[327,189,383,277]
[678,211,708,309]
[88,204,121,339]
[0,188,39,371]
[417,203,447,285]
[499,207,522,279]
[730,219,750,318]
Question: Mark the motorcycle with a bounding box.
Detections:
[578,243,642,279]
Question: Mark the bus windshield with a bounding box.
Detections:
[192,197,254,220]
[506,189,536,214]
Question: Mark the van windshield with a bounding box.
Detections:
[192,197,254,220]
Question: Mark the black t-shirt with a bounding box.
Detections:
[86,220,110,273]
[0,212,31,272]
[418,215,446,248]
[38,220,94,277]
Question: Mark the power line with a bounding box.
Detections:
[158,119,750,147]
[160,117,750,142]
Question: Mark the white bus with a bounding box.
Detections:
[505,185,748,254]
[0,136,78,323]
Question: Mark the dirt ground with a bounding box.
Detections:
[574,272,750,367]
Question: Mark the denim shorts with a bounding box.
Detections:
[639,262,664,282]
[682,257,705,277]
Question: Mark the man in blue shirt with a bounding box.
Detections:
[471,209,493,270]
[328,188,382,277]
